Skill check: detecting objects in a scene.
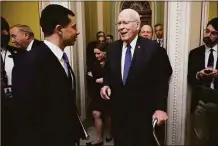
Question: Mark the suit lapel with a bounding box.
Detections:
[200,45,206,69]
[43,44,71,85]
[69,65,76,91]
[114,40,123,83]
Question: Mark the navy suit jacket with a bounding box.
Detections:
[12,43,83,146]
[103,36,172,143]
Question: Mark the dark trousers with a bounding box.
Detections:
[191,100,218,146]
[2,97,14,146]
[113,120,155,146]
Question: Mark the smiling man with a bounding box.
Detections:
[139,24,153,40]
[100,9,172,146]
[12,4,84,146]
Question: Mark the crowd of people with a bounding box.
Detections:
[1,3,218,146]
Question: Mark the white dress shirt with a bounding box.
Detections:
[44,40,74,89]
[157,38,163,47]
[1,47,14,85]
[121,35,138,79]
[44,40,69,74]
[26,39,34,51]
[205,44,218,89]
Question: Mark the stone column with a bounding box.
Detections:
[166,2,191,145]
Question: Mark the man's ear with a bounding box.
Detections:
[55,25,62,35]
[24,33,30,39]
[136,22,140,31]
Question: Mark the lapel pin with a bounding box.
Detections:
[138,46,140,48]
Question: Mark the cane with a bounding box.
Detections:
[152,118,161,146]
[152,118,167,146]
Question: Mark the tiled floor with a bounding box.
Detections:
[80,126,114,146]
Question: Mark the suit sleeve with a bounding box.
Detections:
[188,50,200,86]
[153,46,172,111]
[102,45,111,87]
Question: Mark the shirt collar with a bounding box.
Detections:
[26,39,34,51]
[123,35,138,49]
[44,40,63,61]
[205,44,218,53]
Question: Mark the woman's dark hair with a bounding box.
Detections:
[95,42,107,52]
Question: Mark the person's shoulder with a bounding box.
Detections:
[27,42,49,61]
[138,36,158,46]
[189,45,205,55]
[34,39,43,45]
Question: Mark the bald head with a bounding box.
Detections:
[117,9,141,43]
[140,25,153,40]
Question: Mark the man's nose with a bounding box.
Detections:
[77,30,80,35]
[206,32,212,37]
[11,38,15,43]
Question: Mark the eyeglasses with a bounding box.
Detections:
[204,29,218,37]
[115,20,138,26]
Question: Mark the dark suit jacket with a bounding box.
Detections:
[103,36,172,143]
[12,43,83,146]
[188,45,218,112]
[1,45,18,146]
[32,39,43,49]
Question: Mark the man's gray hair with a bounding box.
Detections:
[11,24,34,37]
[120,8,141,24]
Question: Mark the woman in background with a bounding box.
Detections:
[87,42,112,146]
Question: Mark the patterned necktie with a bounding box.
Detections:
[123,44,132,85]
[62,52,72,88]
[205,49,214,88]
[207,49,214,68]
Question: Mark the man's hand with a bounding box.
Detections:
[100,86,111,100]
[197,68,213,79]
[96,78,103,84]
[152,110,168,126]
[87,71,93,77]
[210,69,218,79]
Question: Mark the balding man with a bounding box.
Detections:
[140,24,153,40]
[101,9,172,146]
[10,24,42,53]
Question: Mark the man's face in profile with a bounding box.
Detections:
[62,15,80,46]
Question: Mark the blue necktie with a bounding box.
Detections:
[62,52,72,87]
[123,44,132,85]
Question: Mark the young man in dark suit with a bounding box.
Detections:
[12,4,84,146]
[100,9,172,146]
[188,17,218,146]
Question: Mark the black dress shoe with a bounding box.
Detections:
[105,137,113,143]
[86,140,103,146]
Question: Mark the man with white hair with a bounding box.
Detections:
[101,9,172,146]
[10,24,42,53]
